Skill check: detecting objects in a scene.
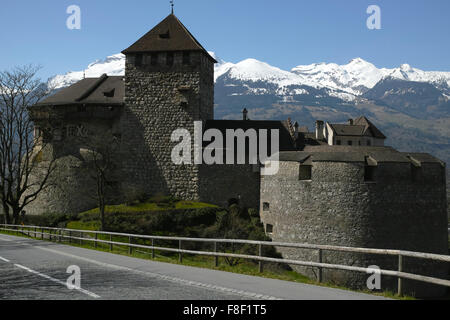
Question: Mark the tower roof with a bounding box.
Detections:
[122,14,217,63]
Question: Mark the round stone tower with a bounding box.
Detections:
[260,146,448,297]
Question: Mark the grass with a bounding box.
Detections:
[0,228,415,300]
[81,200,217,215]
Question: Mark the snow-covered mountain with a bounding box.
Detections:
[48,52,450,98]
[46,52,450,174]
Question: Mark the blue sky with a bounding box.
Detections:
[0,0,449,81]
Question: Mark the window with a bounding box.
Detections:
[228,198,239,207]
[180,101,188,108]
[135,54,143,67]
[348,141,353,146]
[411,165,421,182]
[183,51,190,65]
[364,166,376,182]
[263,202,270,211]
[151,53,158,66]
[367,140,372,146]
[299,165,312,181]
[103,89,115,98]
[266,224,273,234]
[166,52,174,66]
[77,105,87,112]
[336,140,341,145]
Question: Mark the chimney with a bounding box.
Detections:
[243,108,248,121]
[316,120,324,140]
[294,122,299,138]
[348,119,354,125]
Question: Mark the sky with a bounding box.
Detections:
[0,0,449,81]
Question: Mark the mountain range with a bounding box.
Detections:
[48,53,450,174]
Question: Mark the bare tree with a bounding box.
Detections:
[0,65,56,225]
[79,132,120,231]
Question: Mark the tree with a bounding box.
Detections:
[0,65,56,225]
[79,132,120,231]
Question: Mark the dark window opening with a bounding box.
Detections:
[159,30,170,39]
[180,101,188,108]
[228,198,240,207]
[367,140,372,146]
[151,53,158,66]
[364,166,376,182]
[77,105,87,112]
[135,54,143,67]
[299,165,312,181]
[103,88,115,98]
[263,202,270,211]
[166,52,174,66]
[411,165,421,182]
[348,141,353,146]
[336,140,341,145]
[266,224,273,234]
[183,51,190,65]
[358,141,361,146]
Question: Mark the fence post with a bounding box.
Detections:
[58,229,62,243]
[69,231,72,244]
[398,254,403,297]
[34,227,37,238]
[109,234,113,252]
[128,236,132,255]
[41,228,44,240]
[258,243,263,273]
[318,249,323,283]
[79,232,83,245]
[179,240,183,263]
[214,242,219,267]
[151,239,155,259]
[94,233,98,248]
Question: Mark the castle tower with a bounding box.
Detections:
[120,14,216,199]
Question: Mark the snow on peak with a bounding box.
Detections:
[48,52,450,95]
[49,53,125,89]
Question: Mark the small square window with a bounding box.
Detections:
[411,165,421,182]
[263,202,270,211]
[266,224,273,234]
[135,54,143,67]
[364,166,376,182]
[166,52,174,66]
[151,53,158,66]
[299,165,312,181]
[336,140,341,145]
[183,51,190,65]
[348,141,353,146]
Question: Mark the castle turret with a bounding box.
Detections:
[120,14,216,199]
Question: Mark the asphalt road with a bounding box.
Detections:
[0,234,387,300]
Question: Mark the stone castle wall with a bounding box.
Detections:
[120,51,214,200]
[198,164,261,209]
[26,108,123,215]
[260,160,448,297]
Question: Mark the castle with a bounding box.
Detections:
[28,13,448,296]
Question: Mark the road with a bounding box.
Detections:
[0,234,387,300]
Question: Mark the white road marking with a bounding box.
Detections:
[0,234,280,300]
[0,236,100,299]
[0,256,10,262]
[13,263,100,299]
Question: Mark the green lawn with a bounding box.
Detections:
[81,200,217,215]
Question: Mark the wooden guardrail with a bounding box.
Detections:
[1,223,449,296]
